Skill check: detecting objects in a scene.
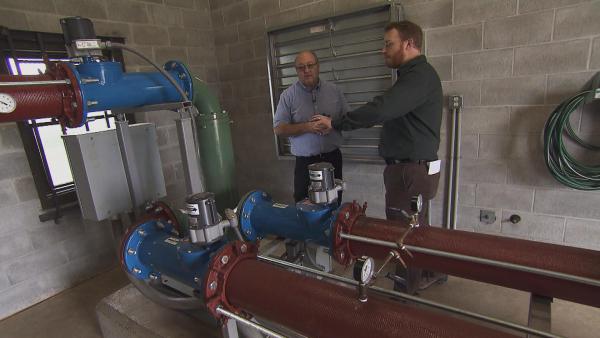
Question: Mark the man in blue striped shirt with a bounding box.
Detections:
[273,50,350,202]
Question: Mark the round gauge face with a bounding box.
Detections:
[0,93,16,114]
[361,257,374,283]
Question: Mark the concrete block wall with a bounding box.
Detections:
[0,0,217,319]
[423,0,600,252]
[209,0,600,251]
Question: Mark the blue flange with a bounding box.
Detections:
[122,218,225,288]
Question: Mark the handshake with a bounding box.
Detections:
[308,114,333,136]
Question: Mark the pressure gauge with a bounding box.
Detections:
[353,256,375,284]
[0,93,16,114]
[411,194,423,214]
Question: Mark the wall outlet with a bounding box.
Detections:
[480,209,496,224]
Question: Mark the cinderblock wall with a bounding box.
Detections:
[210,0,600,251]
[0,0,216,319]
[0,0,599,321]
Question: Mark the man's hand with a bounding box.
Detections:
[306,119,328,135]
[311,115,333,134]
[273,115,331,137]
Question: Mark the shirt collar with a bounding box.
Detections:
[396,55,426,76]
[297,79,321,92]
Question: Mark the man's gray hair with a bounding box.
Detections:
[295,50,319,64]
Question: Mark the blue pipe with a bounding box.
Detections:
[238,190,340,248]
[69,59,193,119]
[124,191,341,286]
[123,219,224,288]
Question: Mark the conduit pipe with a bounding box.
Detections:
[444,95,462,230]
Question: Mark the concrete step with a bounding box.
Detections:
[96,284,219,338]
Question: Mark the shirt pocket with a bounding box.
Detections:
[320,98,341,118]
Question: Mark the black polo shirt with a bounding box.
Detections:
[332,55,443,161]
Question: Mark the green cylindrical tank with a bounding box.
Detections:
[192,77,237,211]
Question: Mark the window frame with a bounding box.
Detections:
[0,27,130,218]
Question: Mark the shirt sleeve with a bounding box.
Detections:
[273,90,292,128]
[332,68,431,131]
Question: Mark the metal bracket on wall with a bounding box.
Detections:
[527,294,553,338]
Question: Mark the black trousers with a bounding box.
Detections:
[294,148,343,203]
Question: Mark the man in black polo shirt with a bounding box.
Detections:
[316,21,443,294]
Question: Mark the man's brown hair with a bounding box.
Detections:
[385,21,423,50]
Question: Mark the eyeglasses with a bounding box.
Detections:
[383,39,409,50]
[295,63,318,71]
[383,40,398,50]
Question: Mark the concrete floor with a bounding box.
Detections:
[0,255,599,338]
[0,266,128,338]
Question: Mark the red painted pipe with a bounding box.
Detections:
[0,74,65,120]
[0,63,83,127]
[225,259,518,338]
[347,216,600,308]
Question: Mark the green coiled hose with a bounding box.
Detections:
[543,90,600,190]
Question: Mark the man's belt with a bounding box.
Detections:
[296,148,340,159]
[384,158,430,165]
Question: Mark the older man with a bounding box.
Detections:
[273,50,349,203]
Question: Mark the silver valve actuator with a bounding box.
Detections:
[185,192,225,244]
[307,162,345,204]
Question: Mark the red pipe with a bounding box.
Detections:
[0,63,83,127]
[225,259,518,338]
[347,216,600,308]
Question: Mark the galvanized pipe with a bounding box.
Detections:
[0,79,70,86]
[258,255,563,338]
[340,233,600,288]
[445,99,457,229]
[216,306,287,338]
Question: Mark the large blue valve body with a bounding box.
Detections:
[123,191,342,285]
[69,58,193,122]
[122,219,224,287]
[238,190,340,248]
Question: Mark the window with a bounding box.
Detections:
[0,28,127,220]
[267,4,400,161]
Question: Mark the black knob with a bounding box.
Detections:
[509,214,521,224]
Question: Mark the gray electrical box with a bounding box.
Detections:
[63,123,166,221]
